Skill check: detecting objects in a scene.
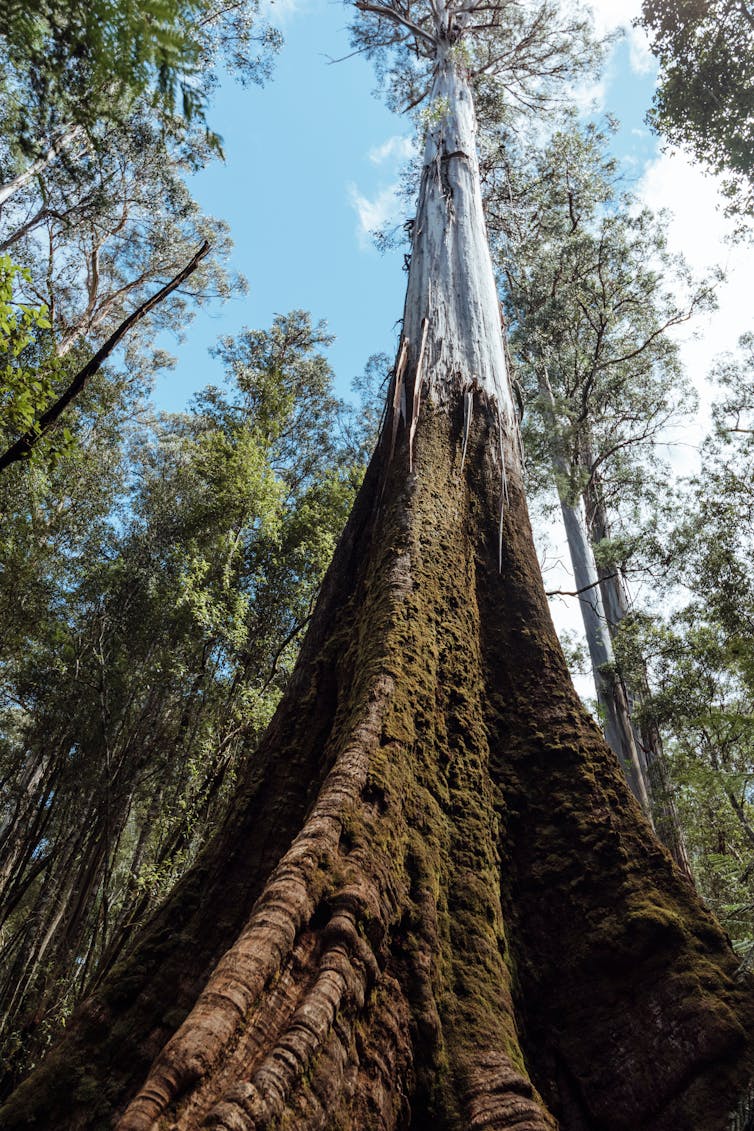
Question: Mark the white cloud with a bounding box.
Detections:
[571,75,608,115]
[636,150,754,474]
[260,0,303,27]
[626,23,654,75]
[584,0,655,77]
[586,0,642,37]
[347,182,403,250]
[537,150,754,688]
[369,135,415,166]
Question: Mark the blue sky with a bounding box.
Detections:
[155,1,661,413]
[156,0,409,410]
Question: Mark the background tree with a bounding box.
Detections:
[0,311,364,1087]
[616,332,754,953]
[484,117,708,868]
[639,0,754,219]
[0,0,280,472]
[0,0,281,206]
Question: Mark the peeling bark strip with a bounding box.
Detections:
[408,318,429,472]
[400,47,517,457]
[388,337,410,468]
[461,385,474,470]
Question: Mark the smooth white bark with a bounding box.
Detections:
[539,373,652,814]
[559,495,652,814]
[587,486,692,874]
[402,49,515,431]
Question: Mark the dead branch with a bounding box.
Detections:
[0,241,210,473]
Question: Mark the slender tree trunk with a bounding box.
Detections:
[537,373,652,815]
[2,50,754,1131]
[584,480,693,878]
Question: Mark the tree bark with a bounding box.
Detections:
[1,398,753,1129]
[1,46,752,1131]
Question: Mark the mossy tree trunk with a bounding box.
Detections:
[2,36,753,1131]
[2,397,753,1131]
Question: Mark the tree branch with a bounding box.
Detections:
[354,1,438,46]
[0,241,210,473]
[546,572,621,598]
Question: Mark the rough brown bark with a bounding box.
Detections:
[1,391,753,1131]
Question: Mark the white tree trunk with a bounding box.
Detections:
[402,48,516,438]
[537,374,652,815]
[558,494,652,815]
[586,482,692,876]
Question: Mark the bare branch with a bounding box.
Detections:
[355,0,438,47]
[546,572,621,598]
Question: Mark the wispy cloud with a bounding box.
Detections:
[571,75,608,115]
[260,0,305,29]
[586,0,642,36]
[585,0,655,77]
[347,182,403,250]
[637,149,753,473]
[369,135,415,166]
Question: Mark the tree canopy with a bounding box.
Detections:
[639,0,754,217]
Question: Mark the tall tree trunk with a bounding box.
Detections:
[2,49,753,1131]
[584,478,693,878]
[537,373,652,815]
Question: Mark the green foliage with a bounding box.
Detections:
[349,0,602,130]
[490,117,708,559]
[639,0,754,218]
[0,254,78,466]
[0,256,54,433]
[0,311,365,1085]
[613,335,754,950]
[0,0,278,156]
[0,5,271,440]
